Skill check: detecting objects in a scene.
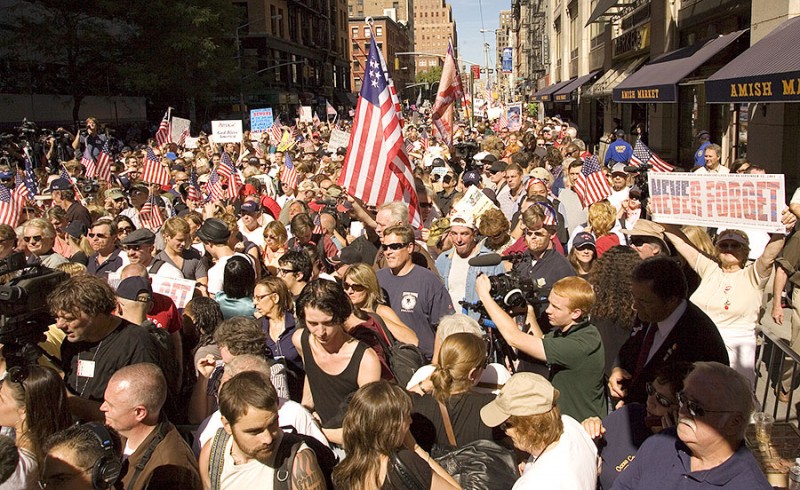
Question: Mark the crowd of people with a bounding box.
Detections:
[0,109,794,489]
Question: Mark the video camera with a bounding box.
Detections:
[452,140,480,167]
[0,252,68,368]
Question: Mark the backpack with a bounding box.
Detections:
[369,313,426,388]
[208,428,335,490]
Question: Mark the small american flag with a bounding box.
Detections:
[142,147,171,186]
[498,115,509,130]
[205,168,226,202]
[21,150,38,198]
[281,152,298,190]
[186,167,202,203]
[420,128,429,150]
[573,154,612,208]
[0,184,20,228]
[81,149,97,179]
[139,194,165,230]
[269,117,282,144]
[95,139,113,183]
[630,139,674,172]
[219,153,243,199]
[155,109,171,147]
[326,100,337,117]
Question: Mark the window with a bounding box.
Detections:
[365,27,371,38]
[376,26,383,37]
[589,0,606,48]
[570,13,578,59]
[352,26,358,37]
[355,78,362,90]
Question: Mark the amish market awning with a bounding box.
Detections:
[706,17,800,103]
[585,56,647,98]
[552,71,602,102]
[613,30,746,103]
[533,79,575,102]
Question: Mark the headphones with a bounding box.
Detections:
[82,422,122,490]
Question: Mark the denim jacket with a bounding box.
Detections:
[435,244,505,321]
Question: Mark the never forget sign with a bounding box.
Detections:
[648,172,786,233]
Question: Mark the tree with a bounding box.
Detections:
[416,66,442,85]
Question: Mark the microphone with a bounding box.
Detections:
[624,163,653,173]
[468,253,522,267]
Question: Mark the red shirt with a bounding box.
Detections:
[147,292,182,334]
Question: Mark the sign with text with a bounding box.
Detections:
[648,173,786,233]
[453,185,499,223]
[327,128,351,153]
[211,120,243,143]
[299,106,313,123]
[150,276,197,309]
[249,108,274,133]
[502,47,513,74]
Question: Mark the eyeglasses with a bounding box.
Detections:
[278,267,297,275]
[646,382,675,408]
[88,233,108,239]
[118,227,133,233]
[384,242,411,251]
[676,391,737,418]
[343,282,367,292]
[254,292,274,302]
[23,235,43,243]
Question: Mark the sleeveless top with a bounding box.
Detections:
[300,329,367,428]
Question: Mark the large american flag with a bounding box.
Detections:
[0,184,20,228]
[431,40,464,146]
[139,194,164,230]
[630,139,675,172]
[573,154,612,207]
[142,147,171,186]
[338,35,420,227]
[219,153,243,199]
[281,152,298,190]
[95,139,113,183]
[154,109,171,147]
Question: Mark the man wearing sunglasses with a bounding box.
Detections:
[22,218,68,269]
[86,220,124,277]
[611,362,771,489]
[120,229,183,279]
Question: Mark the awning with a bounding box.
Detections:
[613,30,746,103]
[585,56,648,98]
[533,79,575,102]
[706,17,800,103]
[553,71,602,102]
[586,0,626,27]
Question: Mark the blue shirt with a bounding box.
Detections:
[260,311,302,373]
[597,403,652,489]
[611,428,771,490]
[694,141,712,167]
[605,139,633,166]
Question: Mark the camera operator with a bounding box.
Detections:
[475,275,606,421]
[71,117,107,162]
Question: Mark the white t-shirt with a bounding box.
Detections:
[207,253,255,295]
[513,415,598,490]
[447,249,478,308]
[119,253,184,279]
[238,215,274,250]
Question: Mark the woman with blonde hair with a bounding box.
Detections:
[409,333,501,452]
[343,263,418,346]
[262,220,288,276]
[570,200,623,257]
[333,380,459,490]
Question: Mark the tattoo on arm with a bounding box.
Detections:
[292,448,325,490]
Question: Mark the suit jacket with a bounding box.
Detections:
[617,302,729,404]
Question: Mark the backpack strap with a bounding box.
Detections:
[273,432,305,490]
[209,428,230,490]
[149,258,165,275]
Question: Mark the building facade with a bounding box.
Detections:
[348,16,414,94]
[511,0,547,98]
[231,0,352,116]
[412,0,458,74]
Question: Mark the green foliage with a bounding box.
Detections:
[416,66,442,85]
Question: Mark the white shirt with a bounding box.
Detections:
[607,186,630,211]
[207,253,255,295]
[694,164,730,174]
[646,299,688,364]
[238,214,274,250]
[119,252,184,280]
[447,248,478,308]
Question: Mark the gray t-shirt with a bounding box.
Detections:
[377,265,454,359]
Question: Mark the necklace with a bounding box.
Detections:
[77,339,105,398]
[722,275,733,311]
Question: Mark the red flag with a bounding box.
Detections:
[573,155,612,208]
[431,40,464,146]
[142,147,171,186]
[338,36,420,227]
[155,109,171,147]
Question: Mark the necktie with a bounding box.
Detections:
[635,323,657,373]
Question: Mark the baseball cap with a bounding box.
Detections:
[480,373,559,427]
[241,201,260,214]
[48,178,73,191]
[462,170,481,187]
[696,130,710,139]
[105,188,125,201]
[489,161,507,173]
[529,167,554,186]
[611,163,628,175]
[716,230,749,246]
[449,213,476,230]
[116,276,153,302]
[573,232,596,249]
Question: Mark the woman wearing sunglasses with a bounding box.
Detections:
[0,365,72,490]
[664,225,786,386]
[581,362,693,490]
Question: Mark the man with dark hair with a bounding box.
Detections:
[86,220,124,277]
[604,129,633,167]
[278,250,313,299]
[101,363,201,490]
[609,257,729,405]
[497,163,526,221]
[121,228,183,279]
[48,276,164,422]
[41,424,123,489]
[693,130,712,168]
[199,371,327,489]
[50,178,92,229]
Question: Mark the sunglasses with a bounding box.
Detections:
[524,228,548,238]
[23,235,43,243]
[646,382,675,408]
[676,391,736,418]
[630,237,650,248]
[88,233,108,239]
[384,242,411,251]
[264,234,280,241]
[718,241,743,251]
[420,202,433,209]
[343,282,367,292]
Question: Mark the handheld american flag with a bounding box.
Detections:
[281,152,298,190]
[186,167,202,203]
[155,109,171,147]
[139,194,165,231]
[0,185,20,228]
[630,139,674,172]
[326,100,337,117]
[573,154,612,208]
[431,40,464,146]
[81,149,97,179]
[219,153,243,199]
[337,35,420,227]
[95,140,113,183]
[142,147,171,186]
[21,150,38,199]
[269,117,282,145]
[205,168,226,202]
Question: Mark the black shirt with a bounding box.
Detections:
[64,201,92,229]
[410,391,499,452]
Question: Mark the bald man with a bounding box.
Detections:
[101,363,201,490]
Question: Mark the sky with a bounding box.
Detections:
[451,0,511,69]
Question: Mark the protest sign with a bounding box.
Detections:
[648,172,785,233]
[183,136,199,149]
[170,117,190,144]
[300,106,313,123]
[327,128,351,152]
[487,107,503,121]
[250,108,274,133]
[150,276,197,309]
[452,185,499,223]
[211,120,243,143]
[506,103,522,130]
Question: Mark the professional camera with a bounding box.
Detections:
[452,140,479,166]
[79,179,99,195]
[0,252,68,368]
[485,273,548,311]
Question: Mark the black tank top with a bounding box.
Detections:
[301,329,367,427]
